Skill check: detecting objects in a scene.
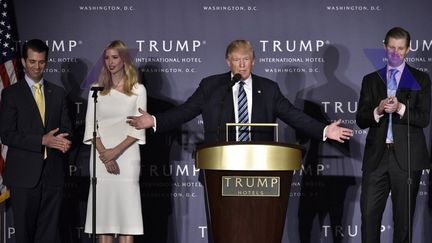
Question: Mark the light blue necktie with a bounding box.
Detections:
[386,69,398,142]
[238,81,250,141]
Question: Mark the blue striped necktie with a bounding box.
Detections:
[386,69,398,142]
[238,81,250,141]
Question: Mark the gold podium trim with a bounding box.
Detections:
[195,143,303,171]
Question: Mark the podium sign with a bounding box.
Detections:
[195,142,303,243]
[221,176,281,197]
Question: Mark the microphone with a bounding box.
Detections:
[229,73,242,87]
[90,86,104,92]
[90,86,104,100]
[405,91,412,243]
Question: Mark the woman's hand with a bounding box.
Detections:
[104,160,120,174]
[99,148,120,164]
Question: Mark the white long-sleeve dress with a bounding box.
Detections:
[83,84,146,234]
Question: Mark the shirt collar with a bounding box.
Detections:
[25,74,45,89]
[387,62,405,75]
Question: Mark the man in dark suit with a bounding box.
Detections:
[127,39,353,143]
[128,39,352,243]
[0,39,72,243]
[356,27,431,243]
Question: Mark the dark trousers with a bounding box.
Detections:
[360,147,421,243]
[10,168,63,243]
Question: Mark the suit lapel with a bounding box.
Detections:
[43,82,53,127]
[397,65,421,91]
[219,73,235,141]
[227,99,236,142]
[376,67,388,99]
[226,76,235,124]
[251,75,261,123]
[395,65,421,105]
[377,67,387,85]
[250,75,265,140]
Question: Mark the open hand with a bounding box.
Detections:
[126,108,154,129]
[325,119,353,143]
[42,128,71,153]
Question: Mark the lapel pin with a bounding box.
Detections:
[257,90,261,94]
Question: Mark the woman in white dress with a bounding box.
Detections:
[83,40,146,243]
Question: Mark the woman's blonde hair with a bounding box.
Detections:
[97,40,138,96]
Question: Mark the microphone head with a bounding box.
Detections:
[229,73,243,87]
[232,73,242,83]
[90,86,104,91]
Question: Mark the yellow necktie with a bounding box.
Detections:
[33,83,47,159]
[33,83,45,126]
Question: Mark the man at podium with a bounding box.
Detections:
[127,39,352,143]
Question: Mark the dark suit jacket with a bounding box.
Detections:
[155,72,326,144]
[0,79,72,188]
[356,64,431,173]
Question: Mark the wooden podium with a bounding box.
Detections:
[195,141,303,243]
